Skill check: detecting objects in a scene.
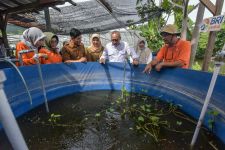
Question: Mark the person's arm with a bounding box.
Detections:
[61,46,71,62]
[155,61,183,71]
[126,44,139,65]
[99,48,108,64]
[143,58,160,73]
[65,57,86,63]
[143,47,164,73]
[65,45,87,63]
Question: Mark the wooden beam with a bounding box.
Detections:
[67,0,77,6]
[200,0,216,15]
[0,1,12,9]
[98,0,112,13]
[52,6,61,12]
[9,0,24,6]
[0,0,66,14]
[189,3,205,68]
[44,7,52,31]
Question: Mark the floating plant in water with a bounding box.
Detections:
[207,110,220,132]
[8,90,222,149]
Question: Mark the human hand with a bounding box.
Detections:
[99,58,106,64]
[79,57,87,62]
[143,63,152,73]
[38,53,48,59]
[132,59,139,66]
[155,62,164,71]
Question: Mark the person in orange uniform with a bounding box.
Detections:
[42,32,62,64]
[143,24,191,72]
[16,27,48,66]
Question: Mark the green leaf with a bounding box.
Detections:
[109,108,115,112]
[136,126,141,130]
[138,116,145,122]
[140,105,145,111]
[132,104,137,108]
[146,109,151,112]
[146,104,151,108]
[150,116,159,122]
[54,114,61,118]
[212,110,219,116]
[95,113,101,117]
[176,121,182,126]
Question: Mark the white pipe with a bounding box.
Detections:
[0,58,32,105]
[0,71,28,150]
[190,63,221,147]
[33,50,49,113]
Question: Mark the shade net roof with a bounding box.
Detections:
[33,0,163,34]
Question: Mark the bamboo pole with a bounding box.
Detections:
[189,3,205,68]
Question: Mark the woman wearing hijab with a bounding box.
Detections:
[136,39,152,64]
[16,27,48,66]
[42,32,62,64]
[85,34,104,62]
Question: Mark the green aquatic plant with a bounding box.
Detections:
[48,113,62,124]
[208,110,219,132]
[109,87,194,142]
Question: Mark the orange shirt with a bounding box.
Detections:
[40,48,62,64]
[16,42,45,66]
[156,39,191,68]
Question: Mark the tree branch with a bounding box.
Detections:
[168,0,184,9]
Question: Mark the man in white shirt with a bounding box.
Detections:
[99,31,139,65]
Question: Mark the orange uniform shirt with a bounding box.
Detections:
[40,48,62,64]
[156,40,191,68]
[16,42,48,66]
[16,42,37,66]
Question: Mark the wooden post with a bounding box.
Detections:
[181,0,189,40]
[44,7,52,32]
[0,14,10,55]
[189,3,205,68]
[202,0,224,71]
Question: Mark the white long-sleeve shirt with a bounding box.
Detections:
[100,41,138,62]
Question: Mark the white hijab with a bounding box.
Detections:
[22,27,46,49]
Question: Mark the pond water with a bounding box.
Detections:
[0,90,224,150]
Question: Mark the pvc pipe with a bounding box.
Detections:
[33,51,49,113]
[0,58,32,105]
[0,71,28,150]
[190,63,221,147]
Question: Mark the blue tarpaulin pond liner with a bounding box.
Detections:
[1,62,225,144]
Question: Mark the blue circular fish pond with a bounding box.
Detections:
[1,62,225,147]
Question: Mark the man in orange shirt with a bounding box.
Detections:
[143,24,191,72]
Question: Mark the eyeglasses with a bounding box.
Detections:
[112,39,119,42]
[160,32,171,37]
